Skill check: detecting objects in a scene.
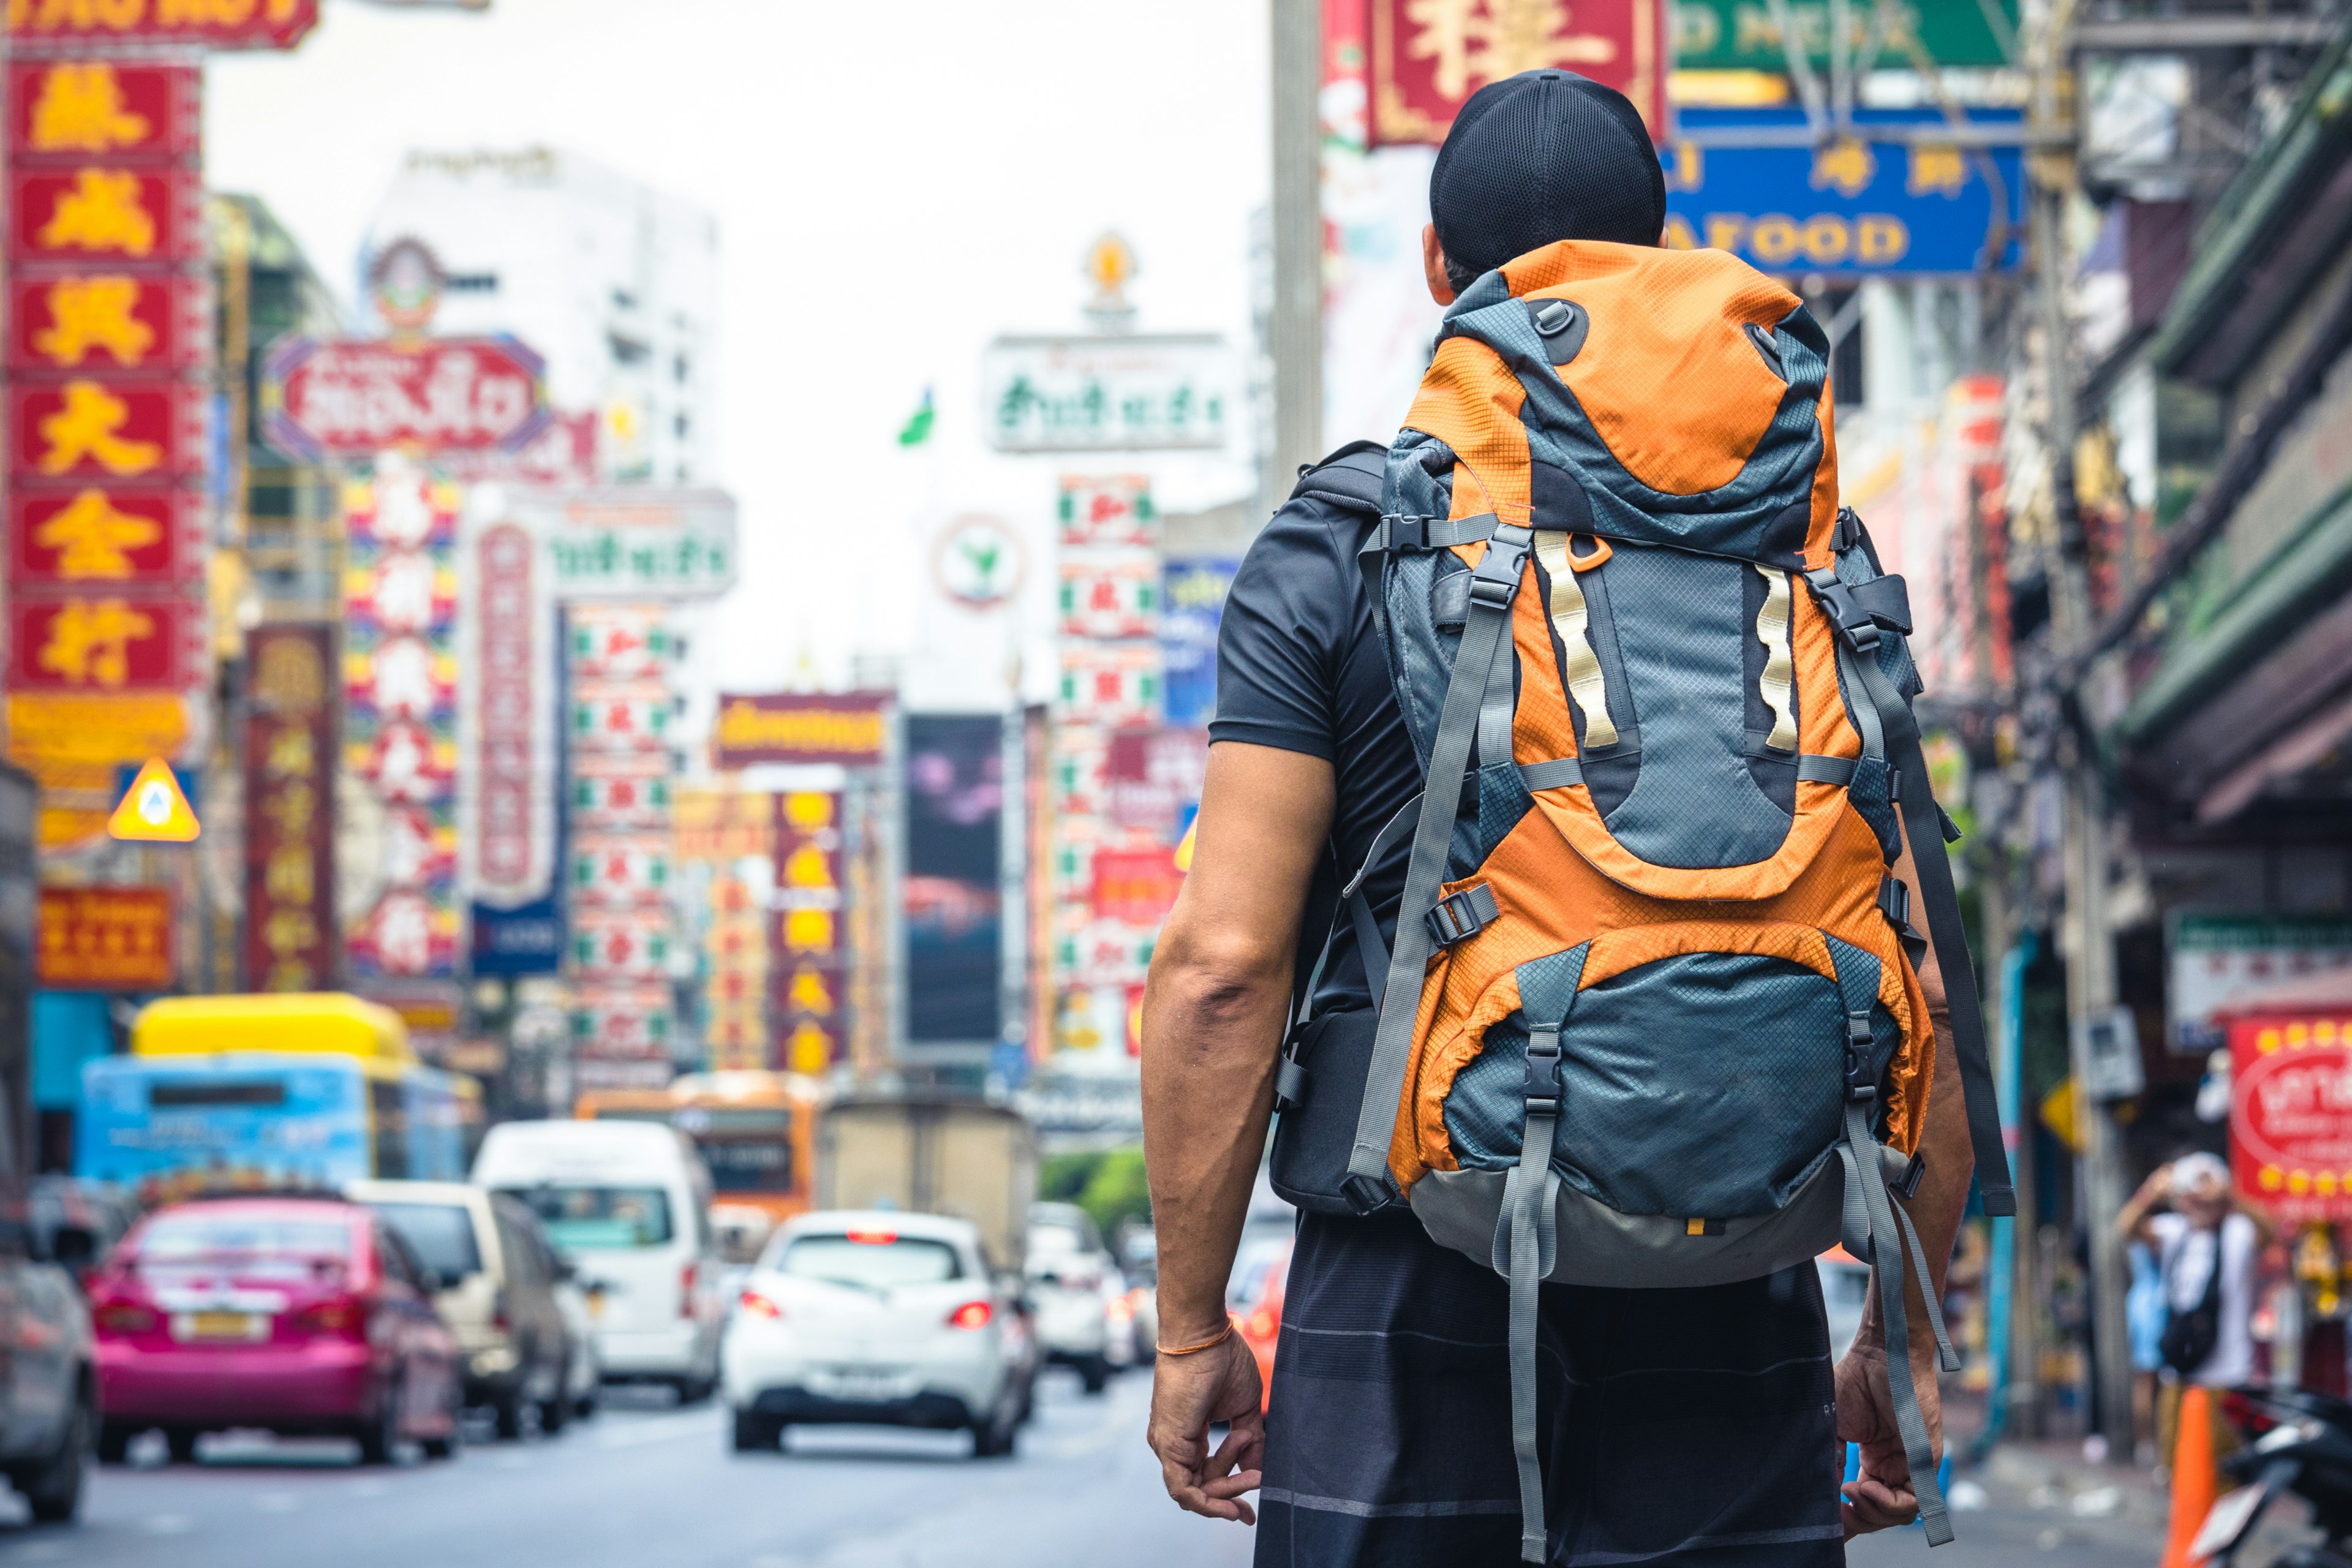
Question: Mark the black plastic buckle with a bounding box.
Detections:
[1896,1152,1927,1202]
[1524,1035,1562,1116]
[1844,1011,1878,1102]
[1804,570,1882,654]
[1386,514,1429,552]
[1424,883,1498,947]
[1877,875,1911,930]
[1340,1172,1394,1216]
[1273,1051,1310,1114]
[1466,521,1530,609]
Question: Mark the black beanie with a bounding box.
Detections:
[1429,69,1667,280]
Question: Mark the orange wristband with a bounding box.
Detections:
[1155,1320,1235,1357]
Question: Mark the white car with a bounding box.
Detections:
[473,1121,725,1401]
[722,1211,1035,1457]
[1026,1202,1117,1393]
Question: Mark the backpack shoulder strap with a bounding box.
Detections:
[1287,439,1389,515]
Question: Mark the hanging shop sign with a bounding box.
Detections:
[933,515,1024,609]
[6,0,323,50]
[567,602,674,682]
[1106,726,1208,839]
[464,518,557,907]
[1663,108,2027,276]
[1671,0,2017,72]
[1161,557,1237,731]
[7,165,205,265]
[1058,474,1155,548]
[571,683,673,753]
[243,625,336,992]
[7,379,206,481]
[2230,1008,2352,1224]
[9,486,202,590]
[2172,913,2352,1054]
[981,334,1231,453]
[1059,551,1159,641]
[570,908,671,979]
[1058,643,1162,728]
[571,832,672,907]
[6,60,202,159]
[510,487,737,602]
[677,787,776,1072]
[772,789,845,1076]
[260,336,550,461]
[1368,0,1670,147]
[7,272,211,375]
[1091,845,1183,927]
[570,979,674,1060]
[9,595,198,691]
[36,884,171,989]
[571,756,672,831]
[711,691,889,769]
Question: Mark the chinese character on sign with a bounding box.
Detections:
[1370,0,1668,146]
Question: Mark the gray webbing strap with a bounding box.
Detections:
[1477,620,1517,767]
[1374,514,1501,552]
[1343,521,1531,1212]
[1518,756,1581,791]
[1834,642,1886,761]
[1842,1098,1951,1546]
[1796,753,1858,786]
[1506,1103,1558,1564]
[1832,619,2015,1219]
[1341,793,1423,1014]
[1891,1196,1961,1374]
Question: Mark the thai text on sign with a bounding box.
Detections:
[712,692,889,769]
[38,884,172,989]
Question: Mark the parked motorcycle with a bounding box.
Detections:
[2195,1388,2352,1566]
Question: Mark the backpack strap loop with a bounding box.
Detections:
[1425,883,1499,948]
[1373,513,1500,554]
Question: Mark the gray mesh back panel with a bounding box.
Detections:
[1589,546,1793,869]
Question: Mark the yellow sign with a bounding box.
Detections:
[107,755,198,842]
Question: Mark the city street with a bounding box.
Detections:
[0,1373,1248,1568]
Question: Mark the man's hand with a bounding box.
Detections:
[1147,1334,1266,1525]
[1834,1338,1943,1539]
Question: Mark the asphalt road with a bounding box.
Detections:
[0,1370,1255,1568]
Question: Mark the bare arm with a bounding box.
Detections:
[1141,742,1334,1525]
[2117,1164,2177,1246]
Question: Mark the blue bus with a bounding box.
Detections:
[75,993,469,1204]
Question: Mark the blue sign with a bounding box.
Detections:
[1162,557,1238,729]
[1664,109,2026,276]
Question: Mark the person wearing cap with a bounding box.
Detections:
[1139,67,1972,1566]
[2117,1153,2271,1467]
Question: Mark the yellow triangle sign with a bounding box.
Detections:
[108,757,201,843]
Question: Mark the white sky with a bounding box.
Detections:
[206,0,1273,703]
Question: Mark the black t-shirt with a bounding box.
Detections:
[1207,455,1420,1012]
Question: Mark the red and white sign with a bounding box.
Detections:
[9,271,211,374]
[1093,846,1183,926]
[262,336,550,460]
[1058,474,1155,548]
[572,757,671,830]
[571,980,673,1059]
[571,832,671,907]
[1058,643,1162,728]
[1106,725,1208,835]
[1060,551,1161,641]
[567,604,670,682]
[6,61,202,160]
[571,685,673,753]
[2232,1009,2352,1223]
[466,519,555,904]
[1367,0,1669,146]
[7,0,322,51]
[571,910,671,978]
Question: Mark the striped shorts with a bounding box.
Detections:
[1254,1208,1844,1567]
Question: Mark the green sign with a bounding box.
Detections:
[1673,0,2018,71]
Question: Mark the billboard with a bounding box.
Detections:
[981,336,1232,453]
[903,715,1003,1050]
[1369,0,1670,146]
[37,886,170,990]
[1671,0,2017,72]
[2231,1007,2352,1224]
[511,487,737,602]
[712,692,889,769]
[6,0,322,50]
[1162,558,1236,729]
[262,336,550,461]
[1664,109,2028,276]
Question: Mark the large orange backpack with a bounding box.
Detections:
[1268,241,2013,1559]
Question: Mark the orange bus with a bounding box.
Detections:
[575,1072,823,1259]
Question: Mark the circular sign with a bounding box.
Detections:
[933,516,1025,608]
[369,236,446,334]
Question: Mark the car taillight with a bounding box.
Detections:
[946,1300,992,1330]
[1246,1308,1276,1341]
[739,1291,783,1319]
[1106,1294,1134,1324]
[680,1262,698,1319]
[92,1297,157,1335]
[295,1298,369,1338]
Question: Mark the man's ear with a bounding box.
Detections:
[1422,224,1455,306]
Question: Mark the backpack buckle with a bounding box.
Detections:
[1466,522,1531,609]
[1845,1011,1878,1102]
[1524,1033,1562,1117]
[1424,883,1499,948]
[1385,515,1429,552]
[1879,875,1928,967]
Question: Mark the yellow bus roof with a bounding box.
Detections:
[132,993,413,1063]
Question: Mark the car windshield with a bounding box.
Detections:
[780,1234,961,1290]
[138,1214,350,1265]
[371,1202,483,1281]
[497,1186,673,1250]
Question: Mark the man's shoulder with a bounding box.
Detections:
[1246,441,1390,564]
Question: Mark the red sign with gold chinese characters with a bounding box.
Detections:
[10,487,200,590]
[9,597,197,691]
[8,165,204,264]
[7,0,321,51]
[7,379,204,483]
[9,273,209,374]
[37,884,173,990]
[7,60,200,159]
[243,626,337,992]
[1367,0,1670,146]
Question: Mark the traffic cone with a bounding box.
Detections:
[2160,1384,2219,1568]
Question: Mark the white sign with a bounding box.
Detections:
[933,516,1025,608]
[981,334,1233,453]
[508,488,738,602]
[2169,913,2352,1053]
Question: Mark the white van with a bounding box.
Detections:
[472,1121,724,1401]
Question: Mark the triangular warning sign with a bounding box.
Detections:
[108,757,201,843]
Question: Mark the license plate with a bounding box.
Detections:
[176,1311,263,1342]
[2192,1483,2271,1559]
[820,1369,904,1401]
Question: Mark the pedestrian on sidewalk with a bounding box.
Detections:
[1139,67,1983,1567]
[2117,1153,2269,1477]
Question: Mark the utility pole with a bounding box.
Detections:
[2030,0,2134,1460]
[1268,0,1322,502]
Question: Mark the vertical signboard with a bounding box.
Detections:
[341,463,461,982]
[903,715,1003,1054]
[675,787,774,1072]
[242,625,336,990]
[773,790,845,1075]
